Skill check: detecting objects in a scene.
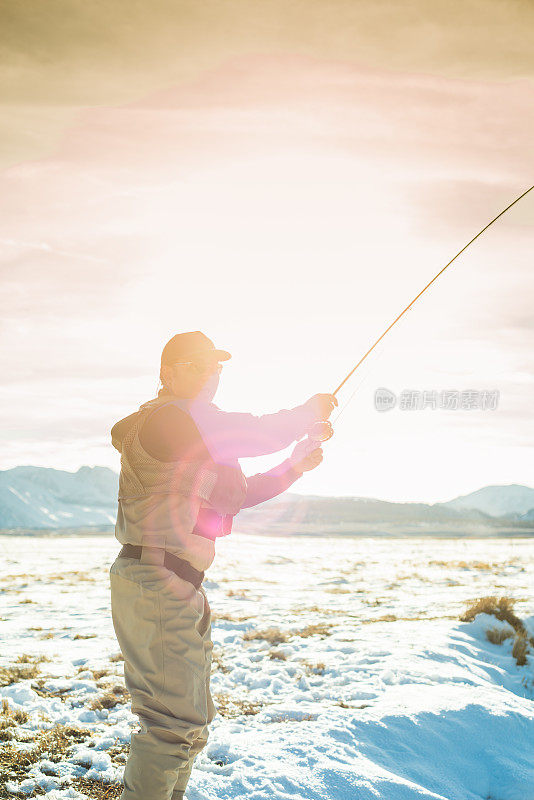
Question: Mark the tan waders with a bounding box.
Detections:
[109,386,316,798]
[109,553,216,800]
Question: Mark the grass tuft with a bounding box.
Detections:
[0,662,42,687]
[16,654,50,664]
[244,627,290,645]
[0,722,88,795]
[486,626,514,645]
[89,684,129,710]
[211,648,230,673]
[91,668,110,680]
[302,661,326,675]
[244,622,332,644]
[462,596,533,667]
[0,698,29,741]
[294,623,332,638]
[212,611,250,622]
[109,652,124,662]
[512,634,529,667]
[71,777,123,798]
[213,692,262,718]
[460,596,525,635]
[269,649,287,660]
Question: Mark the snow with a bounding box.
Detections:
[0,533,533,799]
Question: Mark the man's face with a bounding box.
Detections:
[164,358,222,400]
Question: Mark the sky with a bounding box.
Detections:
[1,0,533,503]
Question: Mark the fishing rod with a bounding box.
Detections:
[309,184,534,445]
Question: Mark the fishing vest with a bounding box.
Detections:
[114,394,224,571]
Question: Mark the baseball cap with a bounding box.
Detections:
[160,331,232,366]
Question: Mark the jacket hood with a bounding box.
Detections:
[110,389,207,453]
[110,389,188,453]
[111,411,140,453]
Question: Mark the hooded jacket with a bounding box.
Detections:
[111,391,316,571]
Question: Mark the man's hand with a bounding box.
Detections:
[289,437,324,475]
[305,393,338,421]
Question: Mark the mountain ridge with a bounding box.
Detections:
[0,465,533,533]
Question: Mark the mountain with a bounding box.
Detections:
[0,466,118,529]
[0,466,532,535]
[235,493,533,536]
[441,484,534,518]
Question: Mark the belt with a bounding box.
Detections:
[118,544,204,590]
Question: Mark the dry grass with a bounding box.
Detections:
[512,634,529,667]
[19,598,36,604]
[325,587,351,594]
[430,559,523,572]
[486,626,515,645]
[461,596,534,668]
[211,648,230,674]
[302,661,326,675]
[89,684,129,710]
[213,692,262,718]
[109,652,124,662]
[31,678,72,701]
[39,631,56,639]
[91,668,111,680]
[71,778,123,798]
[45,571,95,583]
[16,654,50,664]
[106,744,128,765]
[226,589,247,598]
[460,596,526,635]
[244,627,290,645]
[0,662,42,687]
[269,649,287,661]
[0,698,29,741]
[397,573,431,583]
[212,612,250,623]
[291,605,345,616]
[0,722,88,796]
[244,622,332,644]
[73,633,97,640]
[336,699,372,709]
[431,559,493,569]
[295,623,332,638]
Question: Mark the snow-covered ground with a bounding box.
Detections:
[1,533,533,800]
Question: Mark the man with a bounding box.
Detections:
[109,331,337,800]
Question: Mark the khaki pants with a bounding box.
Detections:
[109,554,216,800]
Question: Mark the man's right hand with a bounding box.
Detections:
[305,393,338,421]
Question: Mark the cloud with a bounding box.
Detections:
[1,0,533,167]
[0,22,532,495]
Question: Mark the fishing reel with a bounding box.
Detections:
[308,420,334,445]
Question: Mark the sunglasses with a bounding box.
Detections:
[172,360,223,375]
